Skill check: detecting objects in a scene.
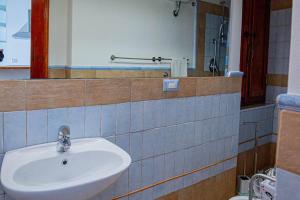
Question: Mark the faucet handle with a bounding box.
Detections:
[58,125,70,139]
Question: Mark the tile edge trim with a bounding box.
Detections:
[277,94,300,112]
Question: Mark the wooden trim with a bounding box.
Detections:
[112,156,237,200]
[30,0,49,79]
[0,66,30,70]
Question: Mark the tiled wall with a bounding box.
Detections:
[266,3,292,149]
[0,77,242,200]
[276,109,300,199]
[157,168,236,200]
[266,5,291,103]
[237,105,276,176]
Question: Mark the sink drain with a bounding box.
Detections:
[61,159,68,166]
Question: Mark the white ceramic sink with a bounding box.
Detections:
[1,138,131,200]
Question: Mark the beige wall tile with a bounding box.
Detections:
[277,110,300,175]
[0,81,26,112]
[267,74,288,87]
[196,77,242,96]
[96,70,144,78]
[26,80,85,110]
[271,0,292,10]
[68,70,96,79]
[85,79,131,106]
[48,69,66,79]
[0,77,241,112]
[144,70,170,78]
[131,78,197,102]
[131,78,164,101]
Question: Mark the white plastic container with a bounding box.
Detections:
[237,175,251,195]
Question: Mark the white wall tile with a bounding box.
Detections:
[68,107,85,139]
[4,111,26,151]
[84,106,101,137]
[101,104,116,137]
[277,168,300,200]
[180,97,195,123]
[47,108,68,142]
[114,169,129,196]
[144,100,164,130]
[152,128,165,156]
[27,110,47,146]
[142,129,155,159]
[116,134,130,154]
[129,132,142,162]
[129,161,142,191]
[211,95,221,117]
[154,155,165,183]
[195,96,205,121]
[130,102,143,132]
[142,158,154,187]
[164,99,179,126]
[164,126,177,153]
[116,103,130,135]
[195,121,204,146]
[0,154,4,195]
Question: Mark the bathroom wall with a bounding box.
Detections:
[237,105,276,177]
[49,0,197,69]
[0,77,242,200]
[276,0,300,198]
[266,3,291,104]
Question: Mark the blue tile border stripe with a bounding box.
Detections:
[277,94,300,112]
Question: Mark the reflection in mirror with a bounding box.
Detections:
[0,0,31,80]
[48,0,230,79]
[198,0,229,76]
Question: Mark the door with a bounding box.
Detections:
[240,0,271,106]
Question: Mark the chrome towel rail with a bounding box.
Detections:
[110,55,172,62]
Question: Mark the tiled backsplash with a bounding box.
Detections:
[0,93,241,200]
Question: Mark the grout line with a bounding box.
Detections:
[238,132,275,145]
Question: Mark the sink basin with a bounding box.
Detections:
[1,138,131,200]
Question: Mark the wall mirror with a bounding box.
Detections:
[0,0,231,79]
[0,0,31,79]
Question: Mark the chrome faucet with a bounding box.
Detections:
[57,126,71,153]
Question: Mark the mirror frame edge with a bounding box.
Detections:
[30,0,49,79]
